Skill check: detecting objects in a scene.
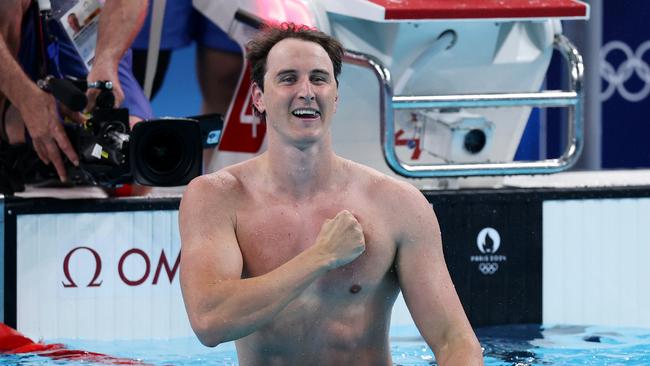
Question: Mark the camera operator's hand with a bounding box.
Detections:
[17,87,83,182]
[85,59,124,112]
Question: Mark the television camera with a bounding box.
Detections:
[40,76,219,187]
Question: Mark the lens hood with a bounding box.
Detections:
[130,119,203,186]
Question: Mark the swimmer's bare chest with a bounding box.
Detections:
[230,188,401,364]
[240,187,396,268]
[233,197,398,360]
[234,193,400,314]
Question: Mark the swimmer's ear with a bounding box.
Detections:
[252,82,265,114]
[334,94,338,113]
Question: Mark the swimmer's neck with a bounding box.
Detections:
[262,139,341,199]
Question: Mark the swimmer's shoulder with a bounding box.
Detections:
[341,158,417,194]
[184,160,255,204]
[342,158,429,209]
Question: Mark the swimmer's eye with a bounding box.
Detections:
[310,73,330,84]
[277,74,297,84]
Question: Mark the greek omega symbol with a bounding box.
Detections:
[601,40,650,102]
[62,246,103,288]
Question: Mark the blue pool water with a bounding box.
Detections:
[5,324,650,365]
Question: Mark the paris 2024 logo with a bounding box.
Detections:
[470,228,507,275]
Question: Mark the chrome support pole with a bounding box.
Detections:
[344,34,584,178]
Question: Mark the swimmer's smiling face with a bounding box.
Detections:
[252,38,338,148]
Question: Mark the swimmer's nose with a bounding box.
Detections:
[298,78,315,102]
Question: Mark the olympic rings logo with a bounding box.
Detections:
[478,262,499,275]
[601,40,650,102]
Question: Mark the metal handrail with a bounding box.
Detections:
[343,34,584,178]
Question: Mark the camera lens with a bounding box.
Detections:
[463,129,486,154]
[130,119,202,186]
[143,130,183,174]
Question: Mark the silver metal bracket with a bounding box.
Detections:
[344,34,584,178]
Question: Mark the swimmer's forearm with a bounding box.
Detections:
[187,247,332,346]
[431,333,484,366]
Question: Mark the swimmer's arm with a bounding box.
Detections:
[179,175,333,347]
[395,184,483,366]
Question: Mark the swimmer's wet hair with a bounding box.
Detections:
[246,22,344,92]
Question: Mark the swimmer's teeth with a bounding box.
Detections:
[292,109,319,117]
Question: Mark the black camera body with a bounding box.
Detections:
[49,77,210,187]
[65,110,204,187]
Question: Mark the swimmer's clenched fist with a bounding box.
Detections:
[314,210,366,269]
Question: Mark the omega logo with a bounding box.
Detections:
[62,246,180,288]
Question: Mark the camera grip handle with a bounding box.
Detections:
[48,77,88,112]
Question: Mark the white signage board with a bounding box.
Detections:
[17,210,193,340]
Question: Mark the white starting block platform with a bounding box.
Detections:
[191,0,590,182]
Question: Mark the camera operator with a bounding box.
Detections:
[0,0,152,194]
